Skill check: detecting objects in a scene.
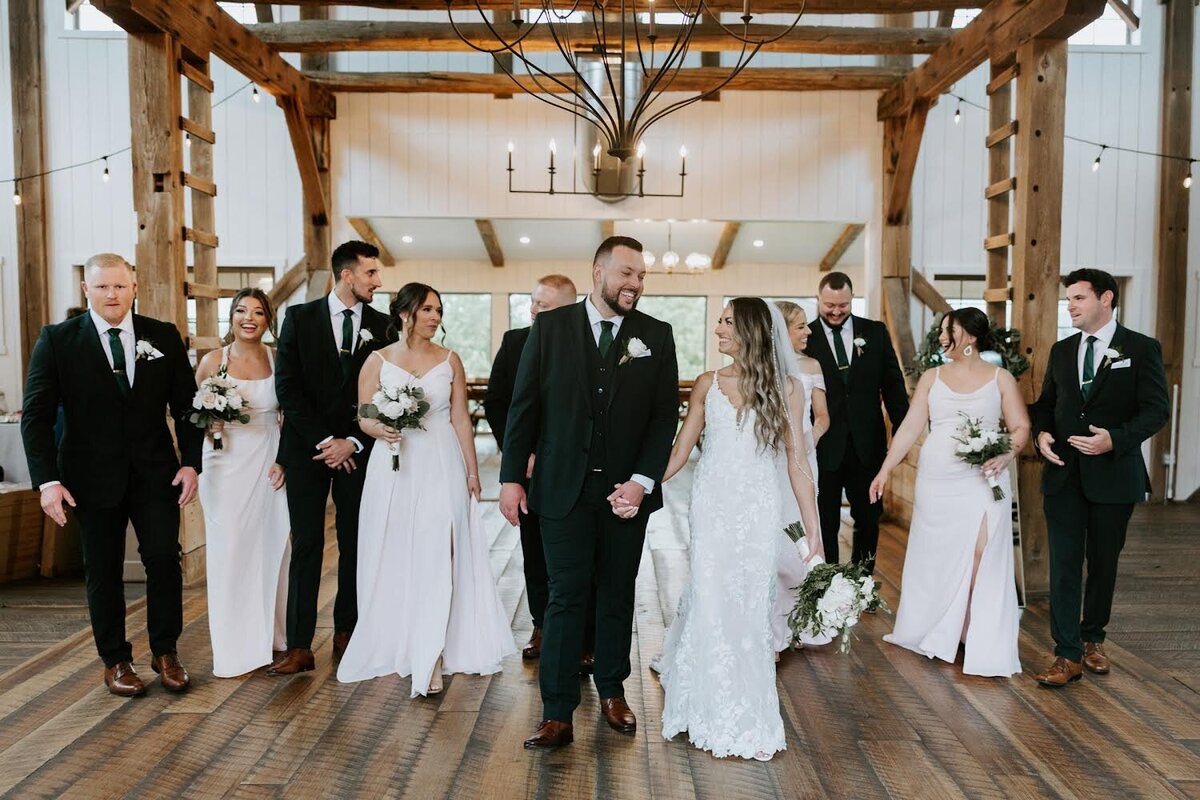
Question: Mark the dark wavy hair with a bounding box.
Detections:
[947,307,994,353]
[222,287,277,344]
[1062,268,1120,309]
[729,297,789,453]
[389,282,443,342]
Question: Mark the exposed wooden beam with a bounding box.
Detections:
[910,269,952,314]
[475,219,504,268]
[305,66,910,94]
[9,0,50,376]
[936,9,955,27]
[65,0,86,13]
[1106,0,1138,31]
[882,277,917,372]
[179,115,215,144]
[90,0,335,117]
[820,223,865,272]
[250,20,952,55]
[884,99,930,225]
[711,222,741,271]
[1151,0,1192,499]
[1010,38,1068,595]
[878,0,1106,118]
[273,0,981,11]
[490,11,513,99]
[268,258,309,308]
[254,3,274,23]
[279,94,328,226]
[601,220,615,240]
[303,116,333,300]
[348,216,397,267]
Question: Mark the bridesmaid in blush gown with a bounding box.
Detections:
[870,308,1030,677]
[196,289,291,678]
[337,283,515,695]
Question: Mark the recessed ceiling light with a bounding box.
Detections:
[752,239,765,248]
[519,236,531,245]
[401,235,413,244]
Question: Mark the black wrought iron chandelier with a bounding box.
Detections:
[447,0,809,170]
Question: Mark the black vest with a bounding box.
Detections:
[584,324,618,473]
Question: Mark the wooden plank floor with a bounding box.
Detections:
[1,450,1198,799]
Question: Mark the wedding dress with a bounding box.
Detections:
[656,377,788,760]
[337,352,516,694]
[883,367,1021,677]
[200,346,290,678]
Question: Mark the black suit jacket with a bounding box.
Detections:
[274,296,394,467]
[498,302,679,520]
[21,313,202,508]
[484,326,530,451]
[803,315,909,473]
[1031,324,1168,504]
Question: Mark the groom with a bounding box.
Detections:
[804,271,909,569]
[499,236,678,749]
[1032,268,1168,687]
[271,240,394,674]
[21,253,202,696]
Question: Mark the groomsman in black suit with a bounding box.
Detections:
[486,274,599,666]
[22,254,202,696]
[499,237,678,749]
[270,241,395,675]
[1032,269,1168,687]
[803,271,909,570]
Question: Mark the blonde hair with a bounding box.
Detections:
[775,300,805,327]
[729,297,789,453]
[84,253,134,278]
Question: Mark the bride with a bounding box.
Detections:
[869,307,1029,677]
[337,282,516,694]
[654,297,822,761]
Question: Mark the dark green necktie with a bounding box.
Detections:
[1081,335,1098,399]
[830,323,850,384]
[598,320,614,358]
[340,309,355,375]
[107,328,131,397]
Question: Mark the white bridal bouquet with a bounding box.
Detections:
[952,412,1013,501]
[190,368,249,450]
[358,383,430,470]
[785,522,888,654]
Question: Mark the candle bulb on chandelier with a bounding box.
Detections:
[742,0,752,22]
[679,144,687,175]
[648,0,656,40]
[593,143,601,172]
[507,141,514,170]
[512,0,522,25]
[548,138,556,171]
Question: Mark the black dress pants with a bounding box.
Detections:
[816,445,883,571]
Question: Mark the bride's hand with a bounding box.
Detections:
[267,463,285,491]
[868,469,889,504]
[467,474,481,501]
[803,533,824,564]
[981,452,1013,480]
[208,419,225,436]
[377,422,402,444]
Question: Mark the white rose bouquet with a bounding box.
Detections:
[189,367,250,450]
[786,543,887,654]
[358,383,430,470]
[951,412,1012,501]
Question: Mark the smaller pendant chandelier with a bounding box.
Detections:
[644,221,711,274]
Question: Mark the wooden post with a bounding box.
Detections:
[187,61,219,357]
[986,60,1016,327]
[1010,38,1068,595]
[1150,0,1193,499]
[8,0,50,375]
[300,4,333,301]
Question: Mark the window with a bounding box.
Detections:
[66,1,260,31]
[930,275,1125,342]
[185,267,275,343]
[376,291,492,379]
[636,296,708,378]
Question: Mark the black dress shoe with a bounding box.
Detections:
[524,719,574,749]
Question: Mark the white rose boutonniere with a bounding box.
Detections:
[135,339,164,361]
[358,329,374,346]
[619,337,652,366]
[853,337,866,358]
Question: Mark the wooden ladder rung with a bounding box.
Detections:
[183,227,219,248]
[178,59,213,93]
[184,282,229,300]
[983,287,1012,303]
[985,177,1017,199]
[984,233,1015,251]
[986,64,1019,95]
[179,116,215,145]
[190,335,223,352]
[986,120,1019,148]
[182,172,217,197]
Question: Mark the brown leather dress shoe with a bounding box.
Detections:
[104,662,146,698]
[522,628,543,661]
[267,648,316,676]
[579,650,594,676]
[524,720,574,749]
[1035,656,1083,687]
[600,697,637,733]
[151,653,191,692]
[1083,642,1110,674]
[332,631,352,662]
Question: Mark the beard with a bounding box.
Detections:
[351,285,375,305]
[601,283,638,314]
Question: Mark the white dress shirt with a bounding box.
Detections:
[820,316,855,365]
[1077,316,1118,388]
[322,292,365,454]
[583,297,654,495]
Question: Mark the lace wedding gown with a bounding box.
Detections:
[656,378,787,760]
[883,368,1021,677]
[337,353,516,694]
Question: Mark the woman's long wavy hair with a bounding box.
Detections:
[389,282,443,343]
[729,297,789,453]
[222,287,276,345]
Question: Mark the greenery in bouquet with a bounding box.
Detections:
[358,383,430,470]
[189,369,250,450]
[787,554,888,655]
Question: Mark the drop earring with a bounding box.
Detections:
[963,344,974,357]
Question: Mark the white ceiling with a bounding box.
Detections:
[365,217,865,268]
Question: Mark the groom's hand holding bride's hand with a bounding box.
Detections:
[40,484,76,527]
[608,481,645,520]
[314,438,358,472]
[499,482,528,527]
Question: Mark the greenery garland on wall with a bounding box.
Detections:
[908,312,1031,380]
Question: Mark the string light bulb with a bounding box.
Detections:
[1185,161,1194,189]
[252,86,261,103]
[1092,145,1106,173]
[12,180,21,206]
[101,157,110,183]
[953,98,962,125]
[185,133,191,149]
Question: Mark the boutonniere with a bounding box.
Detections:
[853,337,866,357]
[358,329,375,346]
[1100,346,1124,369]
[619,337,652,366]
[135,339,164,361]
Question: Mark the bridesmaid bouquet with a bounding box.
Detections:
[190,369,249,450]
[358,384,429,470]
[786,526,887,654]
[952,413,1012,500]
